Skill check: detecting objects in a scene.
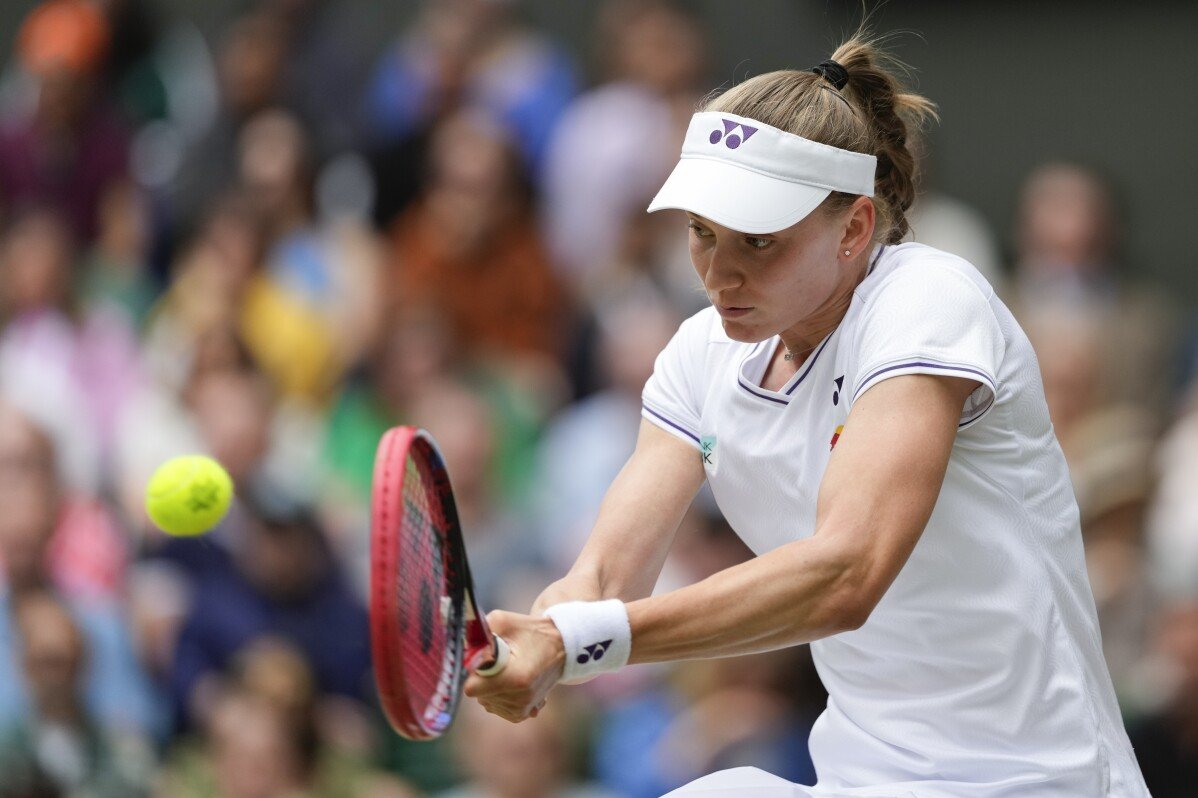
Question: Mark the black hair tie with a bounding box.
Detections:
[811,59,849,91]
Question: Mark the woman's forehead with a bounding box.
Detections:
[685,210,809,237]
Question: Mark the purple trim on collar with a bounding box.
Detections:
[737,378,790,405]
[784,334,833,395]
[735,341,786,405]
[853,361,996,404]
[867,245,885,276]
[735,332,834,406]
[642,405,701,443]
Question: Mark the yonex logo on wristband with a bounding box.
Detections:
[577,639,613,664]
[544,599,630,683]
[709,118,759,150]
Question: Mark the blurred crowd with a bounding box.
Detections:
[0,1,1195,796]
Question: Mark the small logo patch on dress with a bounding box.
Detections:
[830,425,844,451]
[700,435,717,469]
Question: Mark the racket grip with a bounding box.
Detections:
[475,635,510,677]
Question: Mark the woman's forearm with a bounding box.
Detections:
[539,421,705,611]
[626,533,863,663]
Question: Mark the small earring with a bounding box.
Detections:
[843,250,851,256]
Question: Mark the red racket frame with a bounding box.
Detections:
[370,426,504,740]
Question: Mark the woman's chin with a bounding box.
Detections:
[719,317,772,344]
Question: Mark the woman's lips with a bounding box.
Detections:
[716,304,753,319]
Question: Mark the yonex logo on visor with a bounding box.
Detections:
[709,118,759,150]
[647,112,878,234]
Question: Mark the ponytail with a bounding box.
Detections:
[704,29,937,245]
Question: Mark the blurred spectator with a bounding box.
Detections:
[126,560,191,688]
[170,9,288,234]
[0,0,130,242]
[1148,406,1198,600]
[439,698,614,798]
[1069,406,1160,708]
[139,195,265,391]
[236,107,383,403]
[265,0,377,158]
[535,295,680,574]
[0,395,125,602]
[167,686,315,798]
[410,378,544,609]
[1020,302,1108,461]
[98,0,168,124]
[657,651,820,790]
[316,308,446,549]
[907,136,1003,287]
[1129,600,1198,795]
[390,109,566,365]
[322,309,456,507]
[0,590,153,798]
[79,178,158,329]
[0,207,145,476]
[0,401,159,740]
[365,0,576,175]
[186,365,278,497]
[385,107,567,505]
[168,486,370,731]
[161,639,415,798]
[542,0,705,289]
[1011,162,1179,414]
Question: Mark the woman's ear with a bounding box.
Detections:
[840,196,876,260]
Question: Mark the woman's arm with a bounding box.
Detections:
[467,373,975,720]
[530,419,706,614]
[627,373,977,662]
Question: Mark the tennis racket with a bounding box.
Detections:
[370,426,510,741]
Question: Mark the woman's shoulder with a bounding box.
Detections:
[857,242,999,308]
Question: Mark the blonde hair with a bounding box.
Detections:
[704,31,937,245]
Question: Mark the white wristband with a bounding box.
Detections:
[543,599,631,685]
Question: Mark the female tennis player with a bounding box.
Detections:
[464,32,1151,797]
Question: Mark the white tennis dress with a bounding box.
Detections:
[642,243,1150,797]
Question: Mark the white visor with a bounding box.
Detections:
[647,112,877,234]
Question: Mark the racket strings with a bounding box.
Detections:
[397,451,463,729]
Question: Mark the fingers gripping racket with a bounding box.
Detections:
[370,426,510,740]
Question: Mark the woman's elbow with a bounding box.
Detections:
[817,552,888,634]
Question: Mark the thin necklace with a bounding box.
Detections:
[782,343,817,362]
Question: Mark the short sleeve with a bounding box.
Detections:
[853,262,1004,428]
[641,311,710,450]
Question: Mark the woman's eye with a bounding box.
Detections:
[688,222,712,238]
[745,236,771,249]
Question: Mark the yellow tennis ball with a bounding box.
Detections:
[145,455,234,536]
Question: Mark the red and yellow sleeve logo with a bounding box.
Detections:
[829,425,844,451]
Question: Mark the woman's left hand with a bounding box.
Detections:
[464,610,566,722]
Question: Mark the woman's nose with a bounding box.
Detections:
[703,246,743,292]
